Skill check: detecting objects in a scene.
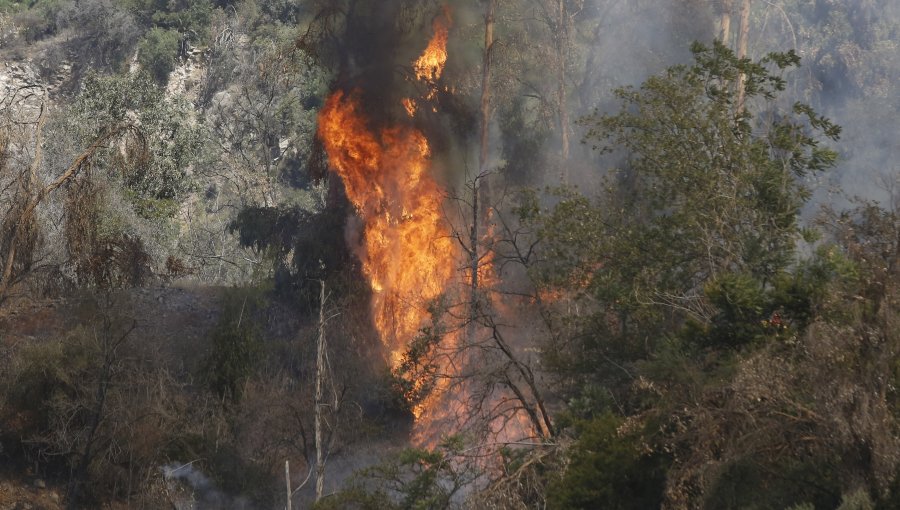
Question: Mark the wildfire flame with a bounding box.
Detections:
[318,8,534,445]
[401,97,418,117]
[317,91,455,366]
[413,8,451,83]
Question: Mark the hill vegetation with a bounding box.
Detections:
[0,0,898,508]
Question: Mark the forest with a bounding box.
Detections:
[0,0,898,508]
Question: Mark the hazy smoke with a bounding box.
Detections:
[162,462,252,510]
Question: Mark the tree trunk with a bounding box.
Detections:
[469,179,479,332]
[469,0,495,340]
[736,0,751,112]
[556,0,570,183]
[314,279,326,501]
[285,460,292,510]
[719,0,733,45]
[477,0,496,220]
[478,0,495,178]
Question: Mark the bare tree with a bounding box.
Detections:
[735,0,752,111]
[65,298,138,510]
[399,184,555,446]
[719,0,734,44]
[0,87,144,304]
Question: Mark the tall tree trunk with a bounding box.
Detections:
[735,0,751,112]
[470,0,495,341]
[719,0,733,45]
[469,179,479,332]
[314,279,326,501]
[285,460,292,510]
[556,0,570,183]
[479,0,495,178]
[477,0,495,224]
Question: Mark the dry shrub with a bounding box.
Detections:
[661,305,900,509]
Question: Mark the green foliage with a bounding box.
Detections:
[515,40,861,510]
[55,0,140,68]
[703,457,842,510]
[152,0,212,41]
[525,41,842,402]
[229,203,355,306]
[200,288,266,402]
[69,71,204,205]
[0,0,23,13]
[547,414,667,510]
[316,440,474,510]
[580,41,839,289]
[703,273,767,347]
[393,301,451,413]
[256,0,307,25]
[138,27,181,84]
[838,490,875,510]
[126,0,213,42]
[11,0,64,42]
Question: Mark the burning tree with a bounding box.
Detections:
[308,1,557,454]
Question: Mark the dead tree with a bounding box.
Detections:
[0,119,144,305]
[315,278,326,501]
[735,0,752,111]
[429,183,555,443]
[65,294,138,510]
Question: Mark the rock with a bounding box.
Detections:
[31,479,45,489]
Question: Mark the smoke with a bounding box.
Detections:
[487,0,900,210]
[753,0,900,213]
[310,1,451,122]
[162,462,252,510]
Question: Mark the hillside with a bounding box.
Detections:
[1,1,899,509]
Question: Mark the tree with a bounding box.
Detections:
[0,84,148,304]
[518,41,841,507]
[55,0,140,70]
[565,41,839,336]
[43,72,204,289]
[138,27,181,85]
[546,414,667,510]
[2,293,186,508]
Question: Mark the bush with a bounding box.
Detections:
[56,0,139,69]
[0,298,186,505]
[547,414,667,510]
[200,288,266,402]
[138,27,181,84]
[838,489,875,510]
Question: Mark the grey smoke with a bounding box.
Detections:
[162,462,252,510]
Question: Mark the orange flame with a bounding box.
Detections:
[318,9,537,447]
[317,90,455,366]
[413,8,451,83]
[402,97,418,117]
